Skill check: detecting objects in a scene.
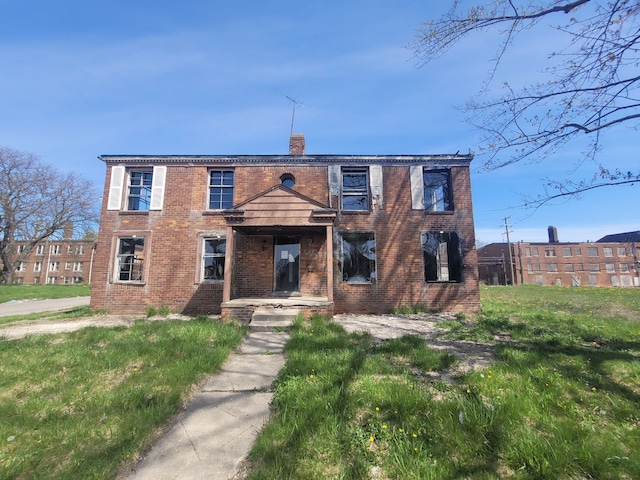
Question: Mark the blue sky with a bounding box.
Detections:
[1,1,637,244]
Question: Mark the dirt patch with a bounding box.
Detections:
[333,313,495,381]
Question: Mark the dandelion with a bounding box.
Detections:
[592,387,597,392]
[375,407,380,411]
[466,389,471,394]
[487,375,492,379]
[414,447,418,452]
[369,436,374,442]
[309,374,314,379]
[413,433,418,438]
[398,428,403,433]
[382,424,387,429]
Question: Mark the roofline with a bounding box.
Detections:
[98,153,474,166]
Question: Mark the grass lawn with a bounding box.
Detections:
[247,285,640,479]
[0,284,91,303]
[0,316,246,479]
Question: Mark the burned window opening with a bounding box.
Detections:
[117,237,145,282]
[203,238,226,282]
[422,232,462,282]
[337,232,376,283]
[341,167,369,211]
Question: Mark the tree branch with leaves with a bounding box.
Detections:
[412,0,639,206]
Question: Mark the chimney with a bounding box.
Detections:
[289,133,305,155]
[548,226,559,243]
[63,222,74,240]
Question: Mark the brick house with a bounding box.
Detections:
[89,135,480,318]
[478,227,640,287]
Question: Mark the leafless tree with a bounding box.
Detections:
[412,0,639,206]
[0,146,99,284]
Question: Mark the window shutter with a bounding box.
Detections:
[107,166,125,210]
[409,166,424,210]
[369,165,383,209]
[328,165,340,196]
[150,166,166,210]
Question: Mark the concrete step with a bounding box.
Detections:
[250,308,298,331]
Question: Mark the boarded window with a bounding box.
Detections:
[337,232,376,283]
[422,232,462,282]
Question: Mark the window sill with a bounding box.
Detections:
[202,210,227,216]
[340,210,371,215]
[119,211,150,216]
[424,210,454,215]
[112,281,146,286]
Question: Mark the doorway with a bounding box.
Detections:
[274,236,300,293]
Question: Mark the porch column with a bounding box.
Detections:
[326,225,334,303]
[223,226,234,303]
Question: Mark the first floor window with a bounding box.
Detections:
[72,276,83,284]
[620,263,629,273]
[422,232,462,282]
[337,232,376,283]
[605,263,615,273]
[15,262,26,272]
[203,238,226,281]
[117,237,145,282]
[47,276,57,284]
[565,263,574,272]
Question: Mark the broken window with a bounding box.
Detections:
[117,237,145,282]
[423,169,452,212]
[49,261,60,272]
[341,168,369,211]
[545,247,556,257]
[209,170,234,210]
[337,232,376,283]
[127,170,153,211]
[203,238,226,282]
[36,245,45,255]
[52,245,61,255]
[422,232,462,282]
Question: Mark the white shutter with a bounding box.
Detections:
[328,165,341,196]
[369,165,383,209]
[150,166,167,210]
[409,166,424,210]
[107,166,125,211]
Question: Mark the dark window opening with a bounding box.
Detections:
[341,167,369,211]
[280,173,295,188]
[203,238,226,281]
[337,232,376,283]
[422,232,462,282]
[423,169,452,212]
[117,237,145,282]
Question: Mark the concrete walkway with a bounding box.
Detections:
[0,296,90,317]
[126,330,290,480]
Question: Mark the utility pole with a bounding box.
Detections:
[504,217,516,285]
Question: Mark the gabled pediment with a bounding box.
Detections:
[223,185,336,227]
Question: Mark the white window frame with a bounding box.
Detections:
[208,169,235,210]
[201,237,226,282]
[107,165,166,211]
[115,237,146,283]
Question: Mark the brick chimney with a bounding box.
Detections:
[63,222,74,240]
[548,226,559,243]
[289,134,305,155]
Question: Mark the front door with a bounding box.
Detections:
[274,236,300,293]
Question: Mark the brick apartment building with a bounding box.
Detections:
[3,234,96,285]
[478,227,640,287]
[90,134,480,318]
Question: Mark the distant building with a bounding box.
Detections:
[3,238,96,285]
[478,226,640,287]
[89,134,481,318]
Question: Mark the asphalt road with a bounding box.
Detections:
[0,296,90,317]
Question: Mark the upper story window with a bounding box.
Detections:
[107,165,166,211]
[36,245,45,255]
[544,247,556,257]
[603,247,613,257]
[423,169,452,212]
[341,167,369,211]
[52,245,61,255]
[563,247,572,257]
[209,170,234,210]
[617,247,626,257]
[17,245,25,254]
[116,237,145,282]
[588,247,599,257]
[422,231,462,282]
[128,170,153,211]
[280,173,295,189]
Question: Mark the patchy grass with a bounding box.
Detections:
[0,306,97,326]
[247,286,640,479]
[0,316,246,479]
[0,284,91,303]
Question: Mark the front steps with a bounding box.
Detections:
[249,307,299,331]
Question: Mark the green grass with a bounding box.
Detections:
[247,286,640,479]
[0,284,91,303]
[0,306,97,326]
[0,316,246,479]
